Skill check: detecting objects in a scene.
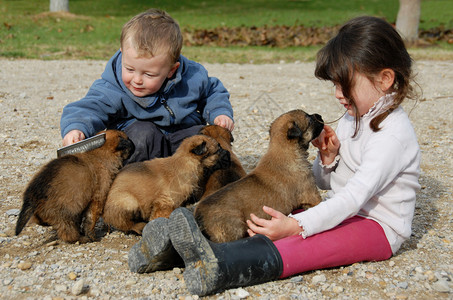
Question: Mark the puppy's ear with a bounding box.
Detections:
[116,137,128,151]
[287,122,302,139]
[191,141,207,156]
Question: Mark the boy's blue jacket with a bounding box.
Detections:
[60,50,233,137]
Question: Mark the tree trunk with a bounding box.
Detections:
[396,0,421,45]
[50,0,69,12]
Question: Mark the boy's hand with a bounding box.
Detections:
[214,115,234,131]
[63,130,85,146]
[246,206,302,241]
[311,125,340,165]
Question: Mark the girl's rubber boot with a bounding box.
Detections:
[128,217,183,273]
[168,207,283,296]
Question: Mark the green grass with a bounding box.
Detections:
[1,0,452,62]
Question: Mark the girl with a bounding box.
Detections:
[131,15,421,296]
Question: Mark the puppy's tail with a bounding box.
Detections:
[15,196,36,236]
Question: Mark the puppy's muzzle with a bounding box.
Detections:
[217,148,231,170]
[310,113,324,140]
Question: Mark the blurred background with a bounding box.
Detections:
[1,0,452,62]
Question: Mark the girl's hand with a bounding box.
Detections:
[311,125,340,165]
[214,115,234,131]
[246,206,302,241]
[63,130,85,146]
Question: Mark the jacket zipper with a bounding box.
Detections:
[160,96,175,118]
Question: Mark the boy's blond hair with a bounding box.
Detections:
[121,9,183,64]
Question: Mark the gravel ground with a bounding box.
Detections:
[0,59,452,299]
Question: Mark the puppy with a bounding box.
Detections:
[102,134,231,235]
[195,110,324,243]
[15,130,135,243]
[198,125,246,199]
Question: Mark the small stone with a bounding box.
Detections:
[424,282,432,290]
[6,209,20,216]
[397,282,408,289]
[68,272,77,280]
[28,251,39,257]
[2,278,13,286]
[71,279,85,295]
[234,288,250,299]
[46,240,58,247]
[439,270,451,281]
[389,261,396,267]
[311,274,327,285]
[432,280,450,293]
[332,286,344,293]
[18,261,32,270]
[90,288,101,297]
[54,284,67,292]
[425,270,436,281]
[290,275,304,282]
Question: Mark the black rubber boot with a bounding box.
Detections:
[168,207,283,296]
[128,217,183,273]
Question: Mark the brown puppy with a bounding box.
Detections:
[195,109,324,243]
[15,130,135,243]
[102,134,231,235]
[198,125,246,199]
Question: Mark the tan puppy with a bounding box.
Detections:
[15,130,135,243]
[198,125,246,199]
[102,134,231,235]
[195,110,324,243]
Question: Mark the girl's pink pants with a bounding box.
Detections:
[274,216,392,278]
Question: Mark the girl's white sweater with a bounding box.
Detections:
[291,94,421,254]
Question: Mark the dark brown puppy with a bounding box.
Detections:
[15,130,135,243]
[198,125,246,199]
[195,110,324,243]
[102,134,231,235]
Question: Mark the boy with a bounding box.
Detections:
[60,9,234,163]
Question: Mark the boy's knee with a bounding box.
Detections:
[168,125,205,154]
[124,121,169,163]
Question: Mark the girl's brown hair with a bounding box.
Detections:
[121,9,183,64]
[315,16,416,136]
